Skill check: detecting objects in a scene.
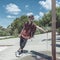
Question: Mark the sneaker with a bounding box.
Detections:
[18,50,23,54]
[21,50,23,53]
[15,50,22,57]
[15,51,20,57]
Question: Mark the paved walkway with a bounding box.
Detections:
[0,32,60,60]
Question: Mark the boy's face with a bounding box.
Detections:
[28,16,34,22]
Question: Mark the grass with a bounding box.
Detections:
[0,36,17,40]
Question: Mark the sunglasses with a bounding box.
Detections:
[29,15,34,19]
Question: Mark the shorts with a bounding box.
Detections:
[20,36,27,49]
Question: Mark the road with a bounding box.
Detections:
[0,32,60,60]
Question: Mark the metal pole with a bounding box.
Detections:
[51,0,56,60]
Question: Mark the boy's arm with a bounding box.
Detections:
[18,22,26,37]
[33,23,46,32]
[36,25,46,32]
[18,28,24,37]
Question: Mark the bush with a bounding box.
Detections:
[13,29,18,37]
[0,29,10,36]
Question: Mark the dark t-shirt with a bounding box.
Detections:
[21,22,36,38]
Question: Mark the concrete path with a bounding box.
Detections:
[0,32,60,60]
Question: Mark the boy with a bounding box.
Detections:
[16,15,46,56]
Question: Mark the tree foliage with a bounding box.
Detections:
[0,26,10,36]
[39,7,60,28]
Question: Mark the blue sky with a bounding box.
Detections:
[0,0,60,28]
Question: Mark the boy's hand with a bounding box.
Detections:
[44,30,48,33]
[18,34,21,37]
[43,30,46,33]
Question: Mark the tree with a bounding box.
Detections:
[39,7,60,29]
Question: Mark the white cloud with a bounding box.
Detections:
[39,0,60,10]
[5,3,21,15]
[25,5,29,8]
[26,12,33,16]
[39,12,44,17]
[7,15,15,19]
[56,1,60,7]
[39,0,51,10]
[34,15,40,20]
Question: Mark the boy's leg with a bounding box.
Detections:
[18,36,27,53]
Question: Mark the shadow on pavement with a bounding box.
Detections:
[22,50,28,53]
[30,50,52,60]
[42,39,51,41]
[42,36,60,42]
[56,44,60,47]
[14,50,60,60]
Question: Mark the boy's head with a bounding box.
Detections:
[28,15,34,21]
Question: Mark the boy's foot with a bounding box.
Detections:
[15,51,20,57]
[15,50,23,57]
[21,50,23,53]
[18,50,22,55]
